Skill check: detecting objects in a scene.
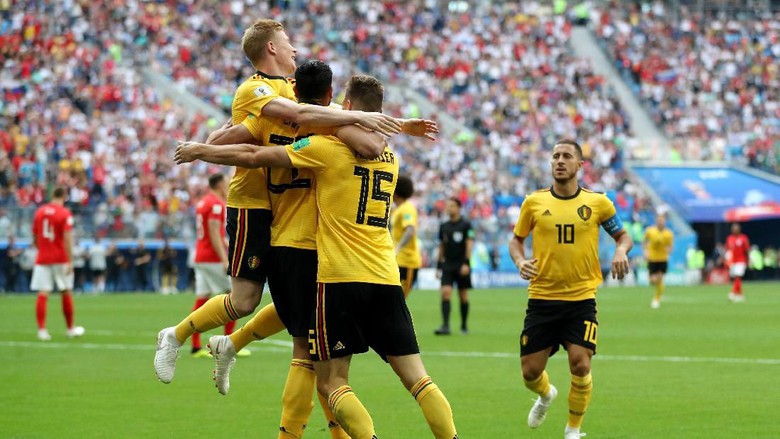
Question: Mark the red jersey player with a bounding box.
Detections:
[725,223,750,302]
[189,174,248,357]
[31,187,85,340]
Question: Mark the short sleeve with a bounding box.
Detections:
[241,114,265,141]
[208,203,223,220]
[64,213,74,231]
[247,81,280,115]
[400,207,416,229]
[513,197,534,238]
[465,221,475,239]
[599,196,622,235]
[286,136,334,170]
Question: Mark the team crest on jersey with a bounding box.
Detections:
[577,205,592,221]
[247,255,261,270]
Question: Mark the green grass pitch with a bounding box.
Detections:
[1,283,779,438]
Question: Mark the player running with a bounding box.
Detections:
[644,213,673,309]
[726,223,749,302]
[391,175,422,297]
[508,139,632,439]
[31,187,85,341]
[176,75,456,439]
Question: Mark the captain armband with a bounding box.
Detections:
[601,214,623,235]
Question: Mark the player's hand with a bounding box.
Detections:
[459,263,470,276]
[400,119,439,141]
[220,119,233,131]
[358,112,402,137]
[612,250,630,280]
[64,263,73,276]
[517,258,538,280]
[435,269,442,279]
[174,141,201,164]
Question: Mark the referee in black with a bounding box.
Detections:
[435,197,474,335]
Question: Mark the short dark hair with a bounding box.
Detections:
[448,197,462,208]
[554,138,583,159]
[52,187,67,199]
[344,75,383,112]
[295,60,333,104]
[395,175,414,199]
[208,173,224,189]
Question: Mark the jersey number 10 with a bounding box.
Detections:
[354,166,393,228]
[555,224,575,244]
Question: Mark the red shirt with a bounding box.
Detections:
[194,192,226,263]
[32,203,73,264]
[726,233,750,264]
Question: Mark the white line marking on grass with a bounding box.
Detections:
[2,340,778,365]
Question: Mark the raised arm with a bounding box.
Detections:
[175,141,293,169]
[262,98,402,136]
[335,125,387,159]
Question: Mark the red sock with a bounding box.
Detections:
[62,293,74,329]
[36,293,48,330]
[734,277,743,295]
[224,320,236,335]
[191,297,209,350]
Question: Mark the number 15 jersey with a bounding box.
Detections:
[286,135,400,286]
[513,187,622,301]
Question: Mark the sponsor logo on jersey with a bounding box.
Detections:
[542,209,552,216]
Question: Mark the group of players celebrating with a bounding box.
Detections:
[151,18,635,439]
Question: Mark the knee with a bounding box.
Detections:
[230,295,259,317]
[316,380,335,401]
[521,364,543,382]
[569,358,591,377]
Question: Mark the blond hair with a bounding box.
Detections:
[241,19,284,65]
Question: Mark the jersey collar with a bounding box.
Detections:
[550,186,581,200]
[255,70,287,81]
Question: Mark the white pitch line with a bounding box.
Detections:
[1,340,778,365]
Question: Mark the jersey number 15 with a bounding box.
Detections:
[354,166,393,228]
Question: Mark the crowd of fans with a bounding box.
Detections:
[593,1,779,172]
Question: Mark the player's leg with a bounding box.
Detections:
[457,271,471,334]
[561,300,598,437]
[435,271,454,335]
[729,263,746,302]
[314,356,375,439]
[521,299,561,429]
[54,263,84,338]
[277,337,317,439]
[31,265,52,340]
[649,264,665,308]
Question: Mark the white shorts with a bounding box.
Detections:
[195,263,231,297]
[729,263,747,278]
[31,264,75,292]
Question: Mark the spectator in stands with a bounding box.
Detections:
[105,244,123,292]
[132,240,152,292]
[158,239,178,295]
[5,236,22,292]
[88,237,108,293]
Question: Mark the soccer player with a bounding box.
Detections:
[391,175,422,297]
[644,213,673,309]
[158,238,178,295]
[726,223,749,302]
[435,198,474,335]
[153,19,401,385]
[176,75,457,439]
[31,187,85,341]
[188,173,249,358]
[508,139,632,439]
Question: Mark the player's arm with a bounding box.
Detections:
[395,226,415,254]
[509,197,538,280]
[63,229,74,274]
[262,98,402,136]
[335,124,387,159]
[666,233,674,257]
[462,226,474,275]
[175,141,293,169]
[399,119,439,141]
[206,122,256,146]
[208,219,229,269]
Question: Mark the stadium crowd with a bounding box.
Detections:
[593,2,780,172]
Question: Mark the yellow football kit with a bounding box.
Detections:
[391,200,422,269]
[644,226,673,263]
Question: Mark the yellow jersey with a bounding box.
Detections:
[513,187,622,301]
[391,200,422,268]
[227,71,296,209]
[286,135,400,286]
[644,226,673,262]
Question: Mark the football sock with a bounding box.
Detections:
[459,301,469,330]
[36,293,47,329]
[524,370,551,398]
[328,386,376,439]
[411,376,457,439]
[189,297,209,350]
[653,278,664,302]
[568,373,593,429]
[441,299,451,328]
[61,293,74,328]
[229,303,285,351]
[278,359,316,439]
[734,277,742,294]
[174,293,235,344]
[317,391,350,439]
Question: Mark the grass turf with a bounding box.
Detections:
[1,282,779,438]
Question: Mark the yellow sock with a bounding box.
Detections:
[174,294,236,344]
[328,386,376,439]
[568,373,593,429]
[278,360,316,439]
[654,278,665,302]
[317,390,350,439]
[524,370,552,398]
[411,376,457,439]
[229,303,285,351]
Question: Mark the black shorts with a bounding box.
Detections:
[441,267,472,289]
[225,207,272,283]
[520,299,598,357]
[309,282,419,362]
[648,261,668,274]
[399,267,418,296]
[268,246,317,338]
